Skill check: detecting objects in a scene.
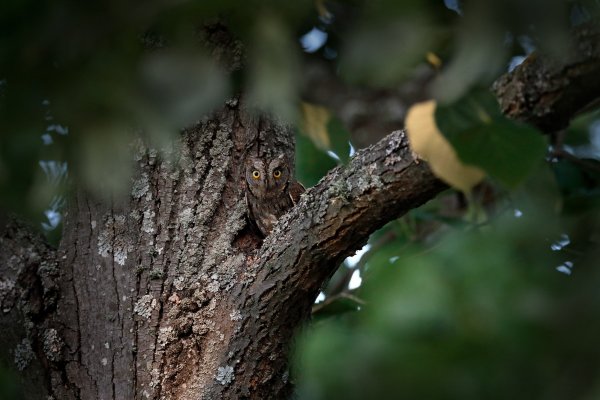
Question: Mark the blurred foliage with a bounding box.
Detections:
[296,129,338,187]
[1,0,600,397]
[552,158,600,214]
[296,165,600,399]
[247,13,301,122]
[406,99,486,193]
[408,89,548,194]
[0,366,25,400]
[299,102,351,164]
[436,88,547,188]
[1,0,598,228]
[300,103,333,151]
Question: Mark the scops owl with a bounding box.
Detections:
[245,154,304,237]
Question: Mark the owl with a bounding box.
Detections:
[245,154,304,237]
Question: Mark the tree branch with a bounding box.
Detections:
[216,22,600,397]
[493,22,600,132]
[211,130,446,398]
[255,130,445,310]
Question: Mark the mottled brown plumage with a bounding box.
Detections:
[245,154,304,237]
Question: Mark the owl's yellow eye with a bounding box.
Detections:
[273,169,282,179]
[252,170,261,179]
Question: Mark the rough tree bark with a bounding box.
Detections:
[493,22,600,132]
[1,21,600,400]
[0,99,444,400]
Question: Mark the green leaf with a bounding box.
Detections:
[406,100,485,193]
[436,89,547,188]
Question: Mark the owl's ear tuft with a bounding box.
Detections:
[270,154,288,169]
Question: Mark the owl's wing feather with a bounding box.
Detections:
[288,181,306,206]
[245,191,263,236]
[246,190,279,237]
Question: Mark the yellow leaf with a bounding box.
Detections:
[426,52,442,69]
[300,102,331,150]
[405,100,485,193]
[315,0,331,20]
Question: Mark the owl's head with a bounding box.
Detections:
[245,154,290,197]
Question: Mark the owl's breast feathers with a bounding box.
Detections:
[245,180,305,237]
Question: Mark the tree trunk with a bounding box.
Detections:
[49,103,302,399]
[1,21,600,400]
[0,97,444,399]
[47,104,273,399]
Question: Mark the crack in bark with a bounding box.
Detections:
[162,168,182,300]
[109,201,119,399]
[153,161,178,400]
[60,193,97,398]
